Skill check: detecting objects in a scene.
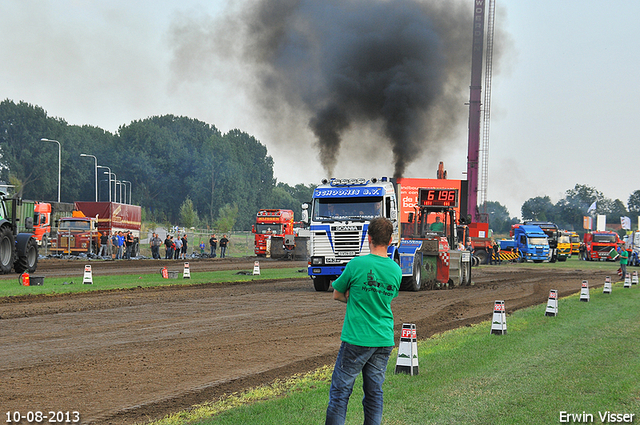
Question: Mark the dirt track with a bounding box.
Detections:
[0,258,613,424]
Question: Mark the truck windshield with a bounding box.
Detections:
[255,224,284,234]
[558,235,571,244]
[312,197,382,222]
[59,220,92,231]
[528,237,549,246]
[593,234,617,243]
[570,235,580,243]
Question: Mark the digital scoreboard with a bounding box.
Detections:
[418,188,459,207]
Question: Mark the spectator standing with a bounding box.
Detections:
[174,235,182,260]
[111,232,118,259]
[325,217,401,425]
[619,246,629,280]
[125,231,134,259]
[219,234,229,258]
[164,235,172,259]
[181,234,188,259]
[199,241,205,255]
[99,232,108,257]
[151,233,162,259]
[209,234,218,258]
[115,231,124,260]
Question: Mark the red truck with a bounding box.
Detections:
[51,202,141,256]
[581,231,622,261]
[252,209,295,257]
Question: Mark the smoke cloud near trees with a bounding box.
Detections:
[170,0,480,179]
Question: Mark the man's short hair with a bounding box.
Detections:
[368,217,394,247]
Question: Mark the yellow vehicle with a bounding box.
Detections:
[570,231,581,255]
[557,230,572,261]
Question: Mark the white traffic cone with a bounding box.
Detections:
[545,290,558,316]
[633,271,638,285]
[603,276,612,294]
[624,273,631,288]
[83,264,93,285]
[579,280,590,301]
[395,323,418,375]
[253,261,261,275]
[183,262,191,279]
[490,300,507,335]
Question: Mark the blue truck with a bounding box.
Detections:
[499,224,550,263]
[302,177,471,292]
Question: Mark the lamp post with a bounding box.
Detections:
[116,180,123,204]
[41,138,61,202]
[80,154,98,202]
[123,180,131,204]
[98,166,112,202]
[110,172,117,202]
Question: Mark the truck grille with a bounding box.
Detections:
[332,228,362,258]
[59,237,75,247]
[594,246,612,253]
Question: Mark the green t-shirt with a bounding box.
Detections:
[620,249,629,265]
[430,221,444,232]
[332,254,402,347]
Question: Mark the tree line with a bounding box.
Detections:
[2,99,637,234]
[0,99,314,231]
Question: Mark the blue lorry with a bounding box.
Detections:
[499,224,550,263]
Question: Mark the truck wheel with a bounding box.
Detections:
[0,226,14,274]
[14,237,38,274]
[400,255,422,292]
[313,276,330,292]
[475,249,488,265]
[461,258,472,286]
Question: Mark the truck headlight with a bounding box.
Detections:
[311,257,324,265]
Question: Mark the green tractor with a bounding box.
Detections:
[0,193,38,274]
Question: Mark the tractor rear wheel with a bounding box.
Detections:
[0,226,14,274]
[14,237,38,274]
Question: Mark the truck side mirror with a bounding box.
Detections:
[301,204,309,224]
[24,217,34,229]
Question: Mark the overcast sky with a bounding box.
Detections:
[1,0,638,219]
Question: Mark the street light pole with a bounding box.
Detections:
[116,180,123,204]
[80,154,98,202]
[123,180,131,204]
[98,166,112,202]
[110,172,117,202]
[41,138,61,202]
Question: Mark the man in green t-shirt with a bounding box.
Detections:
[325,217,402,425]
[619,246,629,280]
[430,216,444,232]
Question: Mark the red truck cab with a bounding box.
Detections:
[33,202,52,246]
[582,231,622,261]
[252,209,295,256]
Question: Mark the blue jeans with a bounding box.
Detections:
[326,342,393,425]
[220,246,227,258]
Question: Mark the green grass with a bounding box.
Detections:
[0,267,307,298]
[151,282,640,425]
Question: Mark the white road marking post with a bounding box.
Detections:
[395,323,418,375]
[579,280,590,302]
[545,290,558,316]
[490,300,507,335]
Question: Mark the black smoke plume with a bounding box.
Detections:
[171,0,477,178]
